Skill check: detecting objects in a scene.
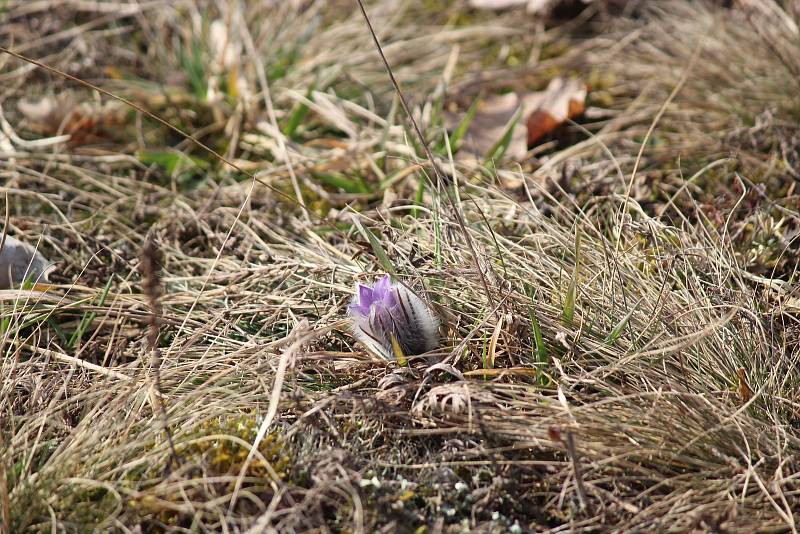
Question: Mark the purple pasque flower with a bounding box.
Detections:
[348,275,439,361]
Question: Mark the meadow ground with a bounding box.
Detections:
[2,0,800,532]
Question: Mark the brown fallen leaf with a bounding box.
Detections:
[17,96,66,125]
[18,94,124,145]
[469,0,559,14]
[782,296,800,312]
[737,367,752,404]
[471,0,603,15]
[445,77,587,160]
[0,234,55,289]
[526,77,587,147]
[453,92,525,159]
[445,92,536,160]
[463,367,542,377]
[470,0,527,8]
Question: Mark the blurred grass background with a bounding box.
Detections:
[1,0,800,532]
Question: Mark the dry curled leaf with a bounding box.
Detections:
[526,77,587,147]
[469,0,560,13]
[424,362,465,381]
[445,77,587,160]
[209,19,241,72]
[378,369,411,390]
[737,367,752,404]
[18,96,65,124]
[470,0,529,9]
[470,0,604,15]
[445,92,542,160]
[412,383,472,417]
[0,234,54,289]
[782,296,800,312]
[18,94,124,145]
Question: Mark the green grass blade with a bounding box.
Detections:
[179,37,208,101]
[450,96,480,150]
[48,317,67,346]
[484,106,522,163]
[68,277,113,349]
[282,87,315,138]
[562,228,581,326]
[604,298,643,345]
[282,101,311,139]
[526,285,550,385]
[412,172,426,218]
[351,216,396,276]
[436,96,480,155]
[137,150,209,176]
[530,307,547,364]
[314,172,369,194]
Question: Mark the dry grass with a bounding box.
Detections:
[2,0,800,532]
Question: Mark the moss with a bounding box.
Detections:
[181,413,293,481]
[123,413,294,529]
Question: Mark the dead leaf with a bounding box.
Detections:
[18,94,124,145]
[378,369,411,389]
[469,0,560,13]
[425,363,465,381]
[445,92,530,160]
[737,367,752,404]
[0,234,54,289]
[782,296,800,311]
[412,383,472,417]
[18,96,64,124]
[462,367,541,377]
[209,19,241,72]
[470,0,528,9]
[526,77,587,147]
[445,77,587,161]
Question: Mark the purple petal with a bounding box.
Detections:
[348,302,369,317]
[373,275,398,307]
[357,283,374,307]
[371,275,391,299]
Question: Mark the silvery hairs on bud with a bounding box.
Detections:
[347,275,439,360]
